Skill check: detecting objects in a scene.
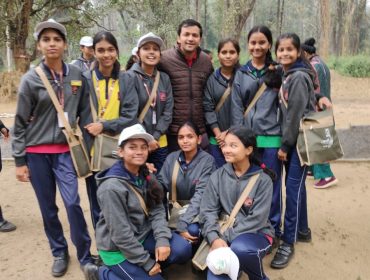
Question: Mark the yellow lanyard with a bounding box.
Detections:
[93,71,117,119]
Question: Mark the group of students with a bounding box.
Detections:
[9,16,335,280]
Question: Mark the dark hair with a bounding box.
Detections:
[93,31,120,74]
[177,121,202,137]
[139,165,164,209]
[38,28,66,42]
[247,25,274,65]
[301,37,316,54]
[177,19,203,38]
[217,38,241,84]
[125,55,138,71]
[226,126,277,181]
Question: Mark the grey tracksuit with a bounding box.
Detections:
[71,56,95,72]
[127,63,174,140]
[199,164,274,245]
[279,64,316,153]
[157,149,216,232]
[95,161,171,272]
[12,62,92,166]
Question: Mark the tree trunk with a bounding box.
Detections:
[319,0,330,59]
[349,0,366,54]
[195,0,200,22]
[203,0,208,48]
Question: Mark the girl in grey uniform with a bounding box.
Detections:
[199,126,275,280]
[96,124,192,280]
[157,122,216,243]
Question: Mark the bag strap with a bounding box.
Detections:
[244,83,267,117]
[35,66,73,133]
[279,86,288,108]
[89,94,98,123]
[221,173,260,232]
[138,71,160,123]
[123,181,149,217]
[170,160,180,202]
[215,85,231,112]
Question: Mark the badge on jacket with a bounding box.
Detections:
[159,92,167,102]
[71,80,82,94]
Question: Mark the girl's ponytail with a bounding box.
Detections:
[139,165,164,209]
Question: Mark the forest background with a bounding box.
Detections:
[0,0,369,88]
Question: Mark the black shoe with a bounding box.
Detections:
[81,262,99,280]
[270,242,294,269]
[52,252,69,277]
[298,228,312,242]
[0,220,16,232]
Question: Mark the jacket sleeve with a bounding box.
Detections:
[102,72,139,134]
[281,73,311,153]
[231,71,247,126]
[177,157,216,232]
[203,76,219,130]
[156,155,172,192]
[153,74,174,140]
[149,199,172,248]
[78,75,93,150]
[199,175,223,245]
[12,75,34,167]
[97,184,156,272]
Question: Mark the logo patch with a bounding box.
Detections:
[159,92,166,102]
[71,80,81,94]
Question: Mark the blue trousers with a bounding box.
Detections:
[27,153,92,265]
[85,173,101,229]
[208,143,226,168]
[257,148,283,237]
[99,232,192,280]
[207,233,271,280]
[282,149,308,244]
[148,147,168,173]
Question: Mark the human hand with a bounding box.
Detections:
[180,231,199,243]
[210,238,228,251]
[155,246,171,262]
[277,149,288,161]
[318,97,333,110]
[146,162,157,173]
[148,262,161,276]
[84,122,103,136]
[1,128,9,142]
[16,166,30,182]
[149,140,160,152]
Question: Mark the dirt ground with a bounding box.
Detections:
[1,70,370,280]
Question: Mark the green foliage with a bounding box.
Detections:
[327,55,370,78]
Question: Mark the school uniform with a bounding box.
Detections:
[127,63,174,172]
[95,161,192,280]
[231,61,284,238]
[199,164,274,280]
[12,62,93,265]
[157,149,216,234]
[203,68,234,168]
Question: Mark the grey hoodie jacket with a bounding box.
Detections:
[157,149,216,232]
[279,63,316,153]
[127,63,174,140]
[199,164,274,245]
[12,63,92,166]
[95,161,171,272]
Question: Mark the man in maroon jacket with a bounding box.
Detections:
[159,19,213,151]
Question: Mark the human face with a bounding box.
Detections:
[177,125,201,153]
[276,38,300,71]
[248,32,271,61]
[177,25,201,55]
[37,29,66,60]
[222,133,252,164]
[94,39,118,69]
[81,46,94,60]
[118,139,149,169]
[218,42,239,68]
[138,42,161,68]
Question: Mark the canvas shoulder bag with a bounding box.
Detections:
[138,72,160,123]
[192,173,260,271]
[244,83,267,117]
[215,85,231,113]
[35,66,92,178]
[123,181,149,217]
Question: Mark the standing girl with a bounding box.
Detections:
[270,33,316,269]
[199,126,274,280]
[157,122,216,243]
[12,19,96,277]
[203,38,240,168]
[231,26,283,240]
[127,32,174,172]
[95,124,192,280]
[84,31,138,228]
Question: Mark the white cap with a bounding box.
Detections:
[34,19,67,40]
[206,247,240,280]
[137,32,164,50]
[131,46,138,56]
[80,36,93,47]
[118,124,154,147]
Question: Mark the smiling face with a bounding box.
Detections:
[218,41,239,68]
[138,42,161,68]
[37,29,66,60]
[222,133,253,164]
[177,125,201,154]
[276,38,300,71]
[177,25,201,55]
[94,39,118,70]
[119,138,149,170]
[248,32,271,61]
